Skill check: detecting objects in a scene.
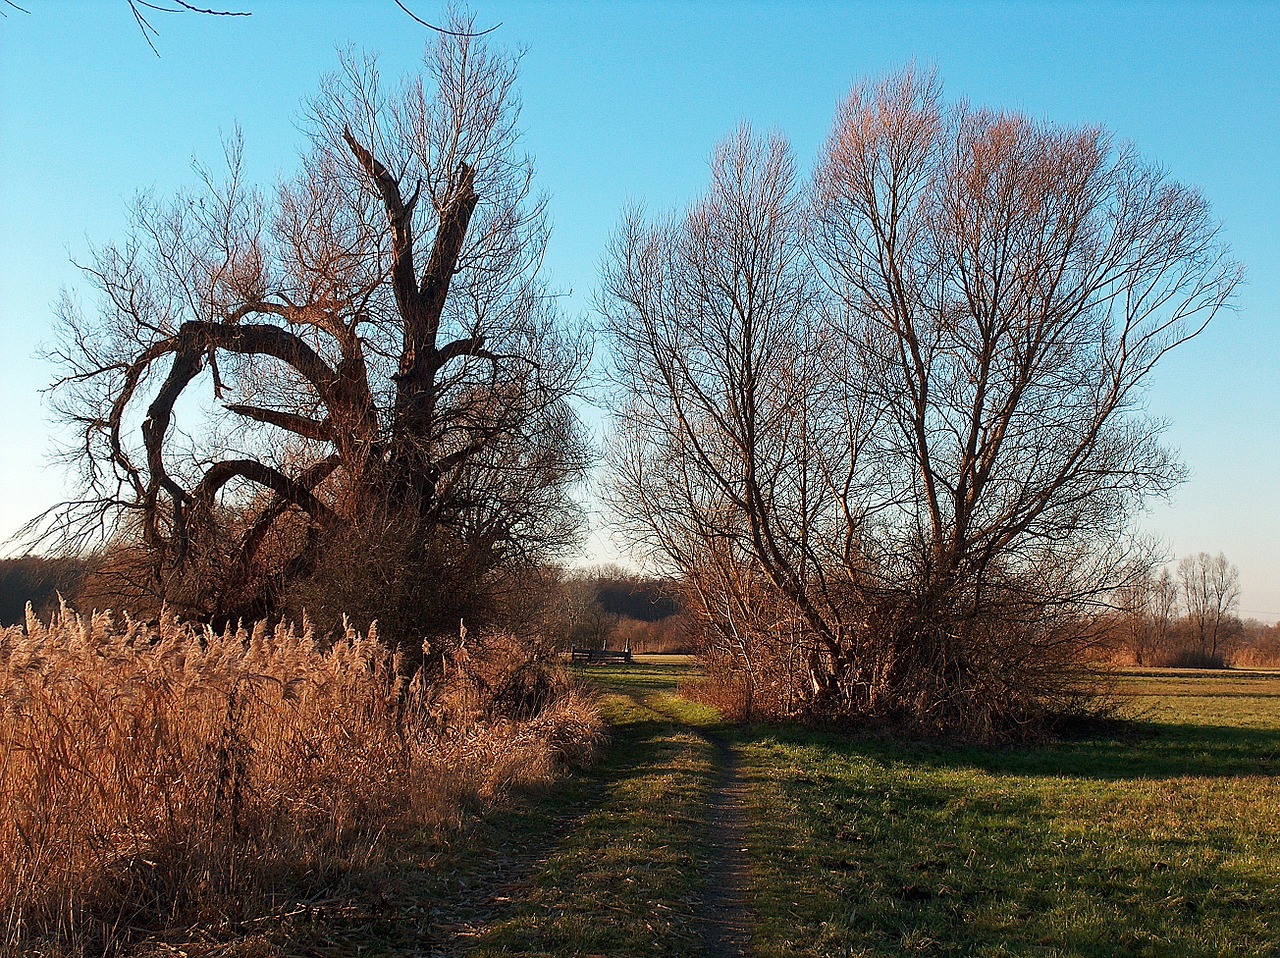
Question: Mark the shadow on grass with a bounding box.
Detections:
[448,680,719,957]
[739,720,1280,957]
[569,660,692,698]
[734,717,1280,781]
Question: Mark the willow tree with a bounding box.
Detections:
[41,18,590,646]
[605,70,1241,738]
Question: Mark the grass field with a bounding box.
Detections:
[422,660,1280,957]
[459,667,721,956]
[739,668,1280,957]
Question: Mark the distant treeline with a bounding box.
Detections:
[0,556,93,627]
[1100,612,1280,670]
[555,568,691,654]
[596,579,678,622]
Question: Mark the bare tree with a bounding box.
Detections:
[1115,567,1156,666]
[123,1,249,55]
[1150,566,1180,662]
[1114,561,1178,666]
[1177,551,1241,664]
[0,1,252,56]
[37,15,589,650]
[4,2,499,58]
[605,69,1241,738]
[810,68,1240,733]
[602,126,877,712]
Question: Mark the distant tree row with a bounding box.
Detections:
[542,566,690,654]
[1108,552,1276,668]
[0,556,92,627]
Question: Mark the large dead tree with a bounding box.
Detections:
[604,70,1241,738]
[40,18,589,640]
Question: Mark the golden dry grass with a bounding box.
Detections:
[0,603,603,956]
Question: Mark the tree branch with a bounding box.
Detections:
[342,126,422,327]
[224,403,331,442]
[392,1,500,37]
[192,458,337,528]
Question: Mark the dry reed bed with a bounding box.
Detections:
[0,605,603,955]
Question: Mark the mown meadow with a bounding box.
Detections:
[474,661,1280,957]
[739,668,1280,956]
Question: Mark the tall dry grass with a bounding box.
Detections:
[1,604,602,955]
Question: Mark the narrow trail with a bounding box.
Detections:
[429,664,755,957]
[643,698,753,958]
[699,728,754,958]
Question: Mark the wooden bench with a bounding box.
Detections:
[571,648,633,665]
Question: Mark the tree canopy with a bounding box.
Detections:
[603,69,1241,737]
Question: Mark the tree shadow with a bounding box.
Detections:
[739,723,1280,956]
[447,701,719,957]
[739,718,1280,780]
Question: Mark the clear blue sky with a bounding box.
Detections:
[1,1,1277,619]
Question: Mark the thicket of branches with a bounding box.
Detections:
[603,69,1241,739]
[36,16,590,656]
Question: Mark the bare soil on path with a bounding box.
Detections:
[643,696,753,958]
[701,732,753,958]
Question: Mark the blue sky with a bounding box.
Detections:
[1,1,1277,619]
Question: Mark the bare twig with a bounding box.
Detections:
[126,0,249,56]
[393,0,500,36]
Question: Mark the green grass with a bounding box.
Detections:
[740,669,1280,957]
[200,661,1280,956]
[1112,668,1280,730]
[462,658,727,957]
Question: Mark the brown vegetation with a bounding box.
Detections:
[1231,621,1280,668]
[1101,551,1280,669]
[546,568,693,654]
[603,68,1241,739]
[0,603,602,956]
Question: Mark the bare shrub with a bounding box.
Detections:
[0,603,601,955]
[443,630,574,721]
[684,627,809,723]
[1232,623,1280,669]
